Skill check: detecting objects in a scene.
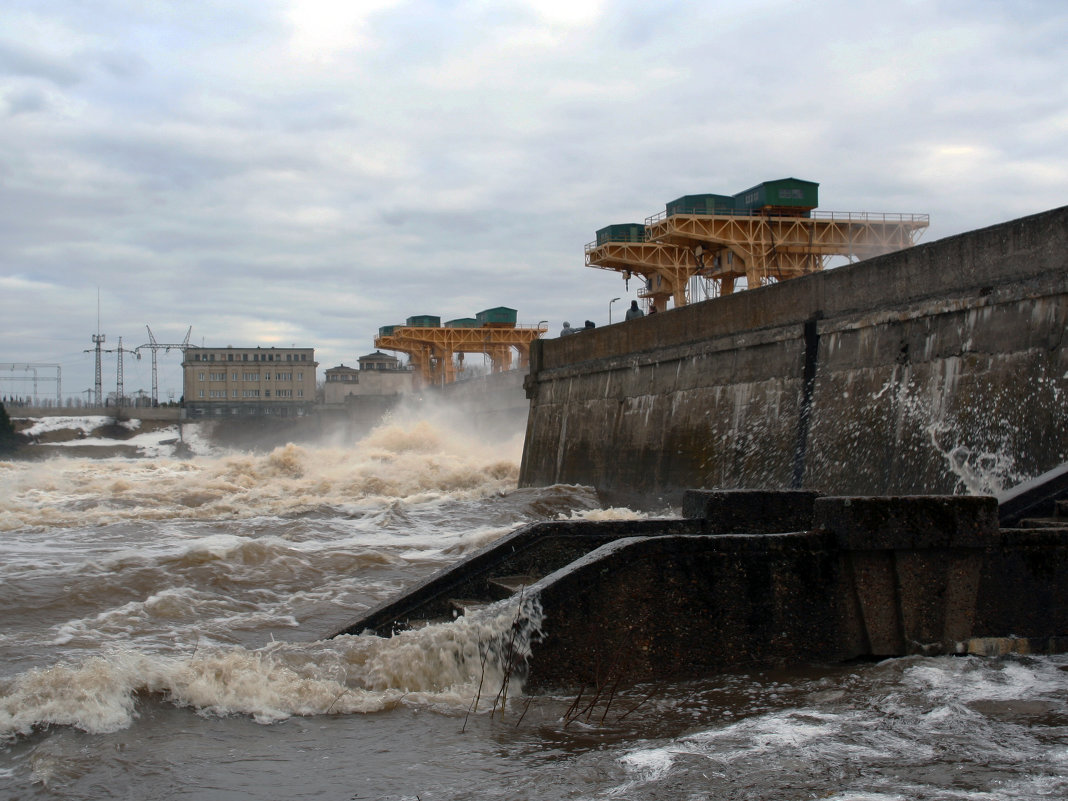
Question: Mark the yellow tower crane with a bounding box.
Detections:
[586,179,929,311]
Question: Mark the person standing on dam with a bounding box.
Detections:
[625,300,644,321]
[560,321,575,336]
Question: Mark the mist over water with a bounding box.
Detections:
[2,407,1067,799]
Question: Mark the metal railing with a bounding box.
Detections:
[587,211,930,254]
[644,208,929,226]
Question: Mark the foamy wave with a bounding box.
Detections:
[18,416,141,438]
[558,506,648,522]
[0,596,543,739]
[1,418,521,530]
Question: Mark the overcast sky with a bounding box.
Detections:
[1,0,1065,403]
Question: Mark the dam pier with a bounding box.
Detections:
[522,205,1068,508]
[332,205,1068,689]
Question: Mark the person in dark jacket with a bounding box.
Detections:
[625,300,644,321]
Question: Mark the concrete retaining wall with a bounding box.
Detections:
[331,490,1068,691]
[525,494,1068,690]
[519,206,1068,507]
[9,406,181,420]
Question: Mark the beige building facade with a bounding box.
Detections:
[323,352,414,405]
[182,346,317,417]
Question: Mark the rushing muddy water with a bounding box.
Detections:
[2,409,1067,800]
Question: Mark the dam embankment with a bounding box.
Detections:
[519,206,1068,508]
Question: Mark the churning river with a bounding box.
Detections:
[2,409,1067,800]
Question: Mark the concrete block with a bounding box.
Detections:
[682,489,821,533]
[814,495,999,550]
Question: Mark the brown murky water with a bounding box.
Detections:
[2,413,1068,799]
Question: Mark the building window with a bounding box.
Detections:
[198,389,205,398]
[297,372,303,381]
[209,372,225,381]
[243,372,258,381]
[265,390,271,398]
[297,389,303,397]
[232,389,238,398]
[198,372,205,381]
[228,354,233,361]
[242,354,248,361]
[232,372,238,381]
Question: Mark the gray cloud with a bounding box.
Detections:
[1,0,1066,399]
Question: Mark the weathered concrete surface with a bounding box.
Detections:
[330,517,709,638]
[520,206,1068,508]
[527,530,846,689]
[330,491,1068,692]
[682,488,821,533]
[525,494,1068,690]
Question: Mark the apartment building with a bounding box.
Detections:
[182,346,317,417]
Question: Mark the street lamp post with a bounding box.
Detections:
[609,297,620,324]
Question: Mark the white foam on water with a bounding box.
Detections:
[602,656,1068,799]
[900,655,1067,704]
[0,595,543,739]
[605,749,674,797]
[557,506,648,522]
[0,416,522,531]
[17,416,140,437]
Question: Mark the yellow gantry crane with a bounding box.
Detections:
[585,179,929,311]
[374,308,547,387]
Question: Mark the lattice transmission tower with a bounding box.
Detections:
[136,326,192,406]
[86,333,106,407]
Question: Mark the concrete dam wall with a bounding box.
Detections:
[519,206,1068,508]
[332,489,1068,690]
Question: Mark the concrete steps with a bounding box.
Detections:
[998,462,1068,527]
[486,574,541,598]
[1014,499,1068,529]
[447,576,543,618]
[330,492,816,638]
[326,490,1068,691]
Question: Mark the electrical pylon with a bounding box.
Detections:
[136,326,192,406]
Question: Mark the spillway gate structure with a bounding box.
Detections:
[586,178,928,311]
